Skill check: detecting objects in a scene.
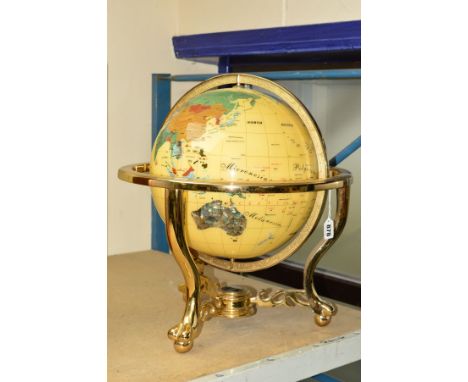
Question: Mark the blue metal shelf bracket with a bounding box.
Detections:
[171,69,361,82]
[329,136,361,166]
[151,74,171,253]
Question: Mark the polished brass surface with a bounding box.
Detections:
[118,163,351,193]
[164,188,202,353]
[304,184,351,326]
[215,286,257,318]
[117,73,354,353]
[253,288,310,308]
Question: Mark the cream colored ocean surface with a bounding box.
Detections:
[150,87,320,258]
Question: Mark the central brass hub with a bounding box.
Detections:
[216,285,256,318]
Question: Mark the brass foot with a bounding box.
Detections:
[312,300,336,326]
[168,322,197,353]
[167,292,202,353]
[174,340,193,353]
[314,314,332,326]
[314,303,335,326]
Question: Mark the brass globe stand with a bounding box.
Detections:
[118,163,351,352]
[118,73,352,353]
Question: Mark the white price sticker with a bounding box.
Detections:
[324,217,334,239]
[323,190,334,239]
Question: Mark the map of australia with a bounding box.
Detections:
[191,200,247,237]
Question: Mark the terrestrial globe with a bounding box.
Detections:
[150,84,327,260]
[118,74,352,353]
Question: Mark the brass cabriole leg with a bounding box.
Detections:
[304,185,351,326]
[164,188,202,353]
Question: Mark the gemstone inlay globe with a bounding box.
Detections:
[150,86,323,259]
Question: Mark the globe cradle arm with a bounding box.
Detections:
[117,73,353,353]
[117,163,352,351]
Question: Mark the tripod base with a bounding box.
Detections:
[170,270,336,353]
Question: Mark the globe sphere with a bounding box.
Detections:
[150,86,323,259]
